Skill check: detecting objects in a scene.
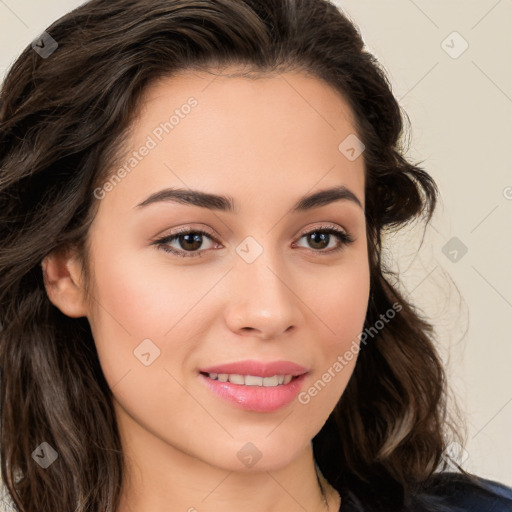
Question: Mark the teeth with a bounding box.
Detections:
[245,375,263,386]
[207,373,296,387]
[228,374,245,385]
[262,375,278,387]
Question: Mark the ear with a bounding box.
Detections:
[41,245,89,318]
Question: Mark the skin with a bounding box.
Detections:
[42,67,370,512]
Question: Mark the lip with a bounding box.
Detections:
[199,372,308,413]
[199,360,309,378]
[198,360,310,413]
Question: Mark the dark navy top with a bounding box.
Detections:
[337,472,512,511]
[422,472,512,511]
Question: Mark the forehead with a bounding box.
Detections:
[140,67,359,137]
[100,67,365,216]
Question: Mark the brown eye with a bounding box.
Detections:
[154,229,219,258]
[294,226,354,255]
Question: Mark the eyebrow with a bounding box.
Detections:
[135,185,363,212]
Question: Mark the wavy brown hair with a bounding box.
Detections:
[0,0,479,511]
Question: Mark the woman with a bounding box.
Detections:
[0,0,510,511]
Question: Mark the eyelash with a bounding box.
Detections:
[152,224,355,258]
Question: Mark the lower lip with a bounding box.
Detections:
[199,373,308,412]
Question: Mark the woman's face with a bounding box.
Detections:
[79,68,370,472]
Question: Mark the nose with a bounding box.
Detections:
[223,250,302,340]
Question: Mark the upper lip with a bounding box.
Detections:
[199,360,309,378]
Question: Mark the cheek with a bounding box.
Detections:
[84,243,177,383]
[311,257,370,348]
[85,242,223,388]
[88,244,194,336]
[302,258,369,403]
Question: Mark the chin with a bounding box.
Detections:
[199,432,311,473]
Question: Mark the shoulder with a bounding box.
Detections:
[338,471,512,512]
[421,471,512,512]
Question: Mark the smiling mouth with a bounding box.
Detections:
[198,370,308,412]
[200,372,300,387]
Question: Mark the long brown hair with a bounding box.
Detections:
[0,0,473,510]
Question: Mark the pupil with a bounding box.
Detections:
[181,233,202,251]
[309,232,328,250]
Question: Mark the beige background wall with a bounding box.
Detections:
[1,0,511,486]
